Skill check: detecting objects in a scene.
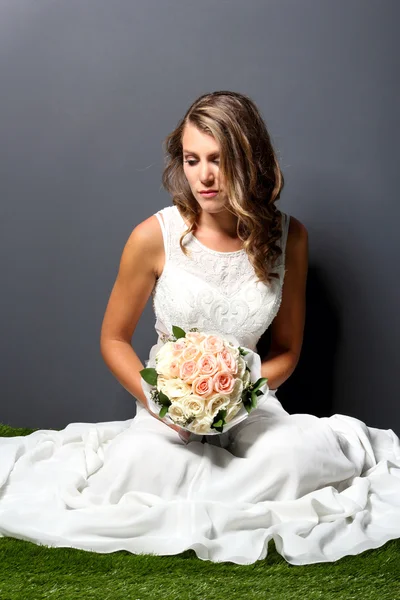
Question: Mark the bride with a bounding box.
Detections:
[1,90,399,566]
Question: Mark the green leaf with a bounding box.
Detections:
[172,325,186,339]
[243,402,252,414]
[139,368,158,386]
[159,405,169,418]
[211,421,225,433]
[256,390,263,397]
[212,409,227,423]
[239,347,249,356]
[251,391,258,408]
[157,390,172,406]
[211,408,227,433]
[251,377,268,393]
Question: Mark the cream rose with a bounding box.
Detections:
[157,377,191,400]
[156,356,181,378]
[167,399,188,424]
[242,368,251,389]
[155,341,175,364]
[225,403,242,422]
[228,377,244,404]
[205,393,231,418]
[180,394,205,418]
[237,356,246,379]
[189,414,215,435]
[197,353,219,377]
[155,341,184,376]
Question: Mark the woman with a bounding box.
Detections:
[1,91,399,566]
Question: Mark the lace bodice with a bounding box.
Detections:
[151,204,290,351]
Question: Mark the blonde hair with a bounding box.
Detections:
[161,90,285,285]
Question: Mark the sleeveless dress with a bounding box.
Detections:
[0,204,399,566]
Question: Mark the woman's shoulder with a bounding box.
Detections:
[131,205,174,240]
[285,213,307,239]
[283,213,308,261]
[121,211,166,278]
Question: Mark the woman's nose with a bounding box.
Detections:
[200,163,215,182]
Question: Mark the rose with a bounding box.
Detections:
[171,337,189,356]
[168,399,189,424]
[179,360,200,383]
[237,356,246,378]
[157,377,191,400]
[242,368,251,389]
[197,353,220,377]
[201,334,225,354]
[180,394,205,418]
[225,403,242,422]
[217,347,239,374]
[192,375,214,398]
[163,338,188,358]
[155,341,184,377]
[155,341,175,366]
[189,414,215,435]
[224,341,240,359]
[181,344,201,362]
[185,331,207,346]
[169,359,181,378]
[228,377,244,404]
[157,356,181,378]
[212,371,235,395]
[205,393,231,418]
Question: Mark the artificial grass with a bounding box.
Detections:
[0,423,399,600]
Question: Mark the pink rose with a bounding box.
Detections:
[185,331,206,346]
[172,338,188,356]
[180,359,200,382]
[212,371,235,394]
[192,375,214,397]
[217,348,238,374]
[197,353,219,376]
[182,344,201,361]
[202,335,224,354]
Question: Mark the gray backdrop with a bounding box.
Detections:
[1,0,399,434]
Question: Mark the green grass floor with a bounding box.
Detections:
[1,423,399,600]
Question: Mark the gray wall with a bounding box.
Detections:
[1,0,399,434]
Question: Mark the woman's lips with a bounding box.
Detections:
[199,191,218,197]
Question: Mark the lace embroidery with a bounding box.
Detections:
[151,205,290,351]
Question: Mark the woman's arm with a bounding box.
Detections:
[100,215,189,438]
[260,216,309,389]
[100,216,160,409]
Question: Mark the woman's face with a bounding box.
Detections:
[182,123,227,212]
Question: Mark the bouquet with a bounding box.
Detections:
[139,325,268,435]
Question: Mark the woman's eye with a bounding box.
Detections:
[184,160,219,166]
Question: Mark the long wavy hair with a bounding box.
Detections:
[161,90,285,285]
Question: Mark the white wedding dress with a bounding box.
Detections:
[1,204,399,566]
